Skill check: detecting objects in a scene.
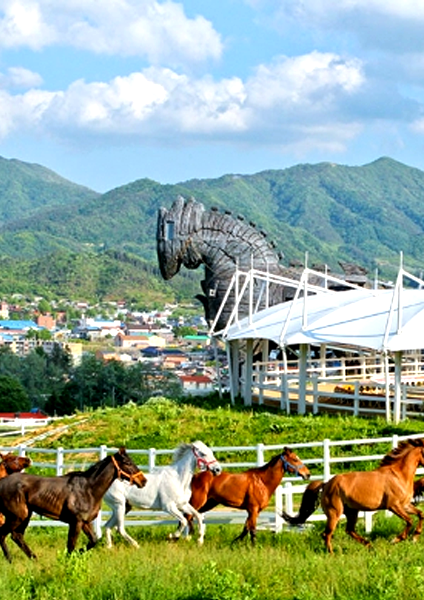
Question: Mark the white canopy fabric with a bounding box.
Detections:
[224,286,424,353]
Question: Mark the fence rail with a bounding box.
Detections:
[2,431,424,538]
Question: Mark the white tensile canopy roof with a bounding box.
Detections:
[224,286,424,352]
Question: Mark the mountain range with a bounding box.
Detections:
[0,155,423,305]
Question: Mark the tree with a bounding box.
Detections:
[0,375,30,412]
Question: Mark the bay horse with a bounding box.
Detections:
[104,440,222,547]
[282,438,424,553]
[185,447,310,545]
[0,447,146,562]
[0,452,31,526]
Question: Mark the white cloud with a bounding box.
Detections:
[0,66,43,89]
[0,0,223,66]
[0,51,369,156]
[246,52,364,112]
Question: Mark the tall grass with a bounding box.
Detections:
[2,518,424,600]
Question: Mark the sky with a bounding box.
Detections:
[1,1,424,192]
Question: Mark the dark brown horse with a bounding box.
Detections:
[0,447,146,562]
[283,438,424,553]
[186,447,310,544]
[0,452,31,527]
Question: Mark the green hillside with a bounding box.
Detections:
[0,156,99,225]
[0,156,424,302]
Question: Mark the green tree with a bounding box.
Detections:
[0,375,30,412]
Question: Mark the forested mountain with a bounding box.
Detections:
[0,156,424,304]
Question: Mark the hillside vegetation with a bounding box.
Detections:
[14,399,424,459]
[1,156,424,303]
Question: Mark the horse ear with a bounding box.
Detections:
[0,453,3,461]
[118,447,126,455]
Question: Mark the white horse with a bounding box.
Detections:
[103,440,221,548]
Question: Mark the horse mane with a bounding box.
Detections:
[172,443,193,463]
[380,438,424,467]
[66,454,111,480]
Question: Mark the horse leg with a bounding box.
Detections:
[7,514,37,558]
[390,503,422,543]
[232,507,260,546]
[0,522,13,563]
[344,507,370,547]
[181,504,206,545]
[81,522,98,551]
[67,519,83,554]
[104,504,139,549]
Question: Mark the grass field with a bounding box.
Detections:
[2,519,424,600]
[2,396,424,599]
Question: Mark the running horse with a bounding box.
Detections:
[0,452,31,526]
[185,446,310,545]
[283,438,424,553]
[104,440,222,547]
[0,447,146,562]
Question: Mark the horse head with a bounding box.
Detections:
[191,440,222,475]
[0,453,31,474]
[113,448,147,489]
[157,196,205,279]
[280,447,310,479]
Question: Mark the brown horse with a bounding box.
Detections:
[0,452,31,527]
[283,438,424,553]
[0,447,146,562]
[186,447,310,545]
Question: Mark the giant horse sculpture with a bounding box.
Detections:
[157,196,367,331]
[157,196,296,331]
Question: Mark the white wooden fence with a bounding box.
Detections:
[2,432,424,538]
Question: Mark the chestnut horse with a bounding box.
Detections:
[186,447,310,545]
[0,447,146,562]
[283,438,424,553]
[0,452,32,526]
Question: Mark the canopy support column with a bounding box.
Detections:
[393,351,403,424]
[244,339,253,406]
[298,343,308,414]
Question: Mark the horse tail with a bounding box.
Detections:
[282,479,324,525]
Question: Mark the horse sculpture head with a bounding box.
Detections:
[157,196,205,280]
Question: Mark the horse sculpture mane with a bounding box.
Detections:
[380,438,424,467]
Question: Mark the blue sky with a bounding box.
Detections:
[1,1,424,192]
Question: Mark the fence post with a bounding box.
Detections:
[18,444,26,458]
[94,445,108,539]
[401,385,407,420]
[256,443,265,466]
[392,434,399,449]
[354,381,360,416]
[56,447,64,476]
[283,481,293,517]
[258,370,264,406]
[148,448,156,472]
[312,375,319,414]
[274,485,284,533]
[323,439,331,481]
